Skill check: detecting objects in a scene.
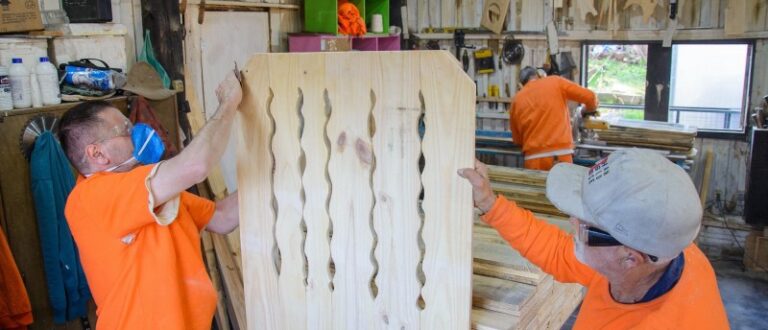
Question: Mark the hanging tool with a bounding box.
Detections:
[501,37,524,65]
[453,30,476,61]
[462,49,470,72]
[544,21,560,76]
[669,0,678,19]
[488,84,500,110]
[474,48,495,74]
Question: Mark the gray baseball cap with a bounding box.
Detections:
[546,148,702,258]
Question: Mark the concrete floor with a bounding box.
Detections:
[561,259,768,329]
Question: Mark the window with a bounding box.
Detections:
[669,44,751,131]
[586,44,648,121]
[583,41,754,137]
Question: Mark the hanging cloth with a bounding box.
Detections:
[30,132,91,324]
[138,30,172,89]
[338,2,367,36]
[0,227,33,329]
[129,95,179,159]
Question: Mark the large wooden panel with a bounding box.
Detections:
[237,51,475,329]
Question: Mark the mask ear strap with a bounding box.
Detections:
[136,130,156,156]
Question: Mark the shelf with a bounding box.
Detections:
[193,0,300,10]
[477,97,512,104]
[476,111,509,119]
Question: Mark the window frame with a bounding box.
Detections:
[581,39,755,141]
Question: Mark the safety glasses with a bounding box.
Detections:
[578,223,658,262]
[80,119,134,164]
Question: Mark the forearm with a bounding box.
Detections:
[561,79,598,111]
[150,102,238,205]
[181,103,238,178]
[482,195,594,284]
[206,192,239,234]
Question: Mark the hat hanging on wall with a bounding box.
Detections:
[121,62,176,100]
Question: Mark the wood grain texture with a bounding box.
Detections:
[270,54,308,330]
[520,0,544,31]
[419,51,476,329]
[298,55,334,330]
[325,52,378,329]
[370,53,423,329]
[238,54,284,330]
[238,52,474,330]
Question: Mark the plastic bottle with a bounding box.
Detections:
[0,66,13,110]
[36,57,61,105]
[30,73,43,108]
[9,58,31,109]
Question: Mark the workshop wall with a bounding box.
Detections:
[407,0,767,218]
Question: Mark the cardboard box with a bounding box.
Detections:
[0,0,44,34]
[0,37,48,72]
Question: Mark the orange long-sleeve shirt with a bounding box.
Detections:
[482,196,729,329]
[510,76,597,156]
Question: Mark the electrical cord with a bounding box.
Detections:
[705,196,768,273]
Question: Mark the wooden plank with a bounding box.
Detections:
[238,54,284,330]
[724,0,748,35]
[419,51,475,329]
[418,0,430,30]
[325,52,377,328]
[472,307,520,330]
[520,0,544,31]
[298,55,334,330]
[747,0,768,31]
[473,260,543,286]
[442,0,456,26]
[370,53,423,328]
[472,275,535,316]
[213,233,247,330]
[270,55,308,330]
[201,231,231,330]
[198,10,271,275]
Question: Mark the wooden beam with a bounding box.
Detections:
[141,0,190,144]
[212,233,246,330]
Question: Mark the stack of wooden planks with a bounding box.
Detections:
[487,165,566,217]
[592,119,697,154]
[471,216,584,330]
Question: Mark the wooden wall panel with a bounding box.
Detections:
[237,52,475,330]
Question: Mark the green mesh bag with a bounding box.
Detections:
[138,30,171,89]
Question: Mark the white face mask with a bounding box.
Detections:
[104,156,139,173]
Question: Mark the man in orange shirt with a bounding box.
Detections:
[459,149,729,329]
[58,73,243,329]
[510,66,598,170]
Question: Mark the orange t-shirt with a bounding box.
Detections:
[482,196,729,330]
[510,76,597,156]
[65,164,217,330]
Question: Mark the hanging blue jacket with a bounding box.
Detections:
[29,131,91,323]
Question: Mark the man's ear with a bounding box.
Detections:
[85,144,110,166]
[619,246,646,270]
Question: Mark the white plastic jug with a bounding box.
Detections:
[36,57,61,105]
[9,58,31,109]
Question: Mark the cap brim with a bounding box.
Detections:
[122,86,176,100]
[546,163,591,221]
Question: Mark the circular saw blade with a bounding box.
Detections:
[20,114,60,160]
